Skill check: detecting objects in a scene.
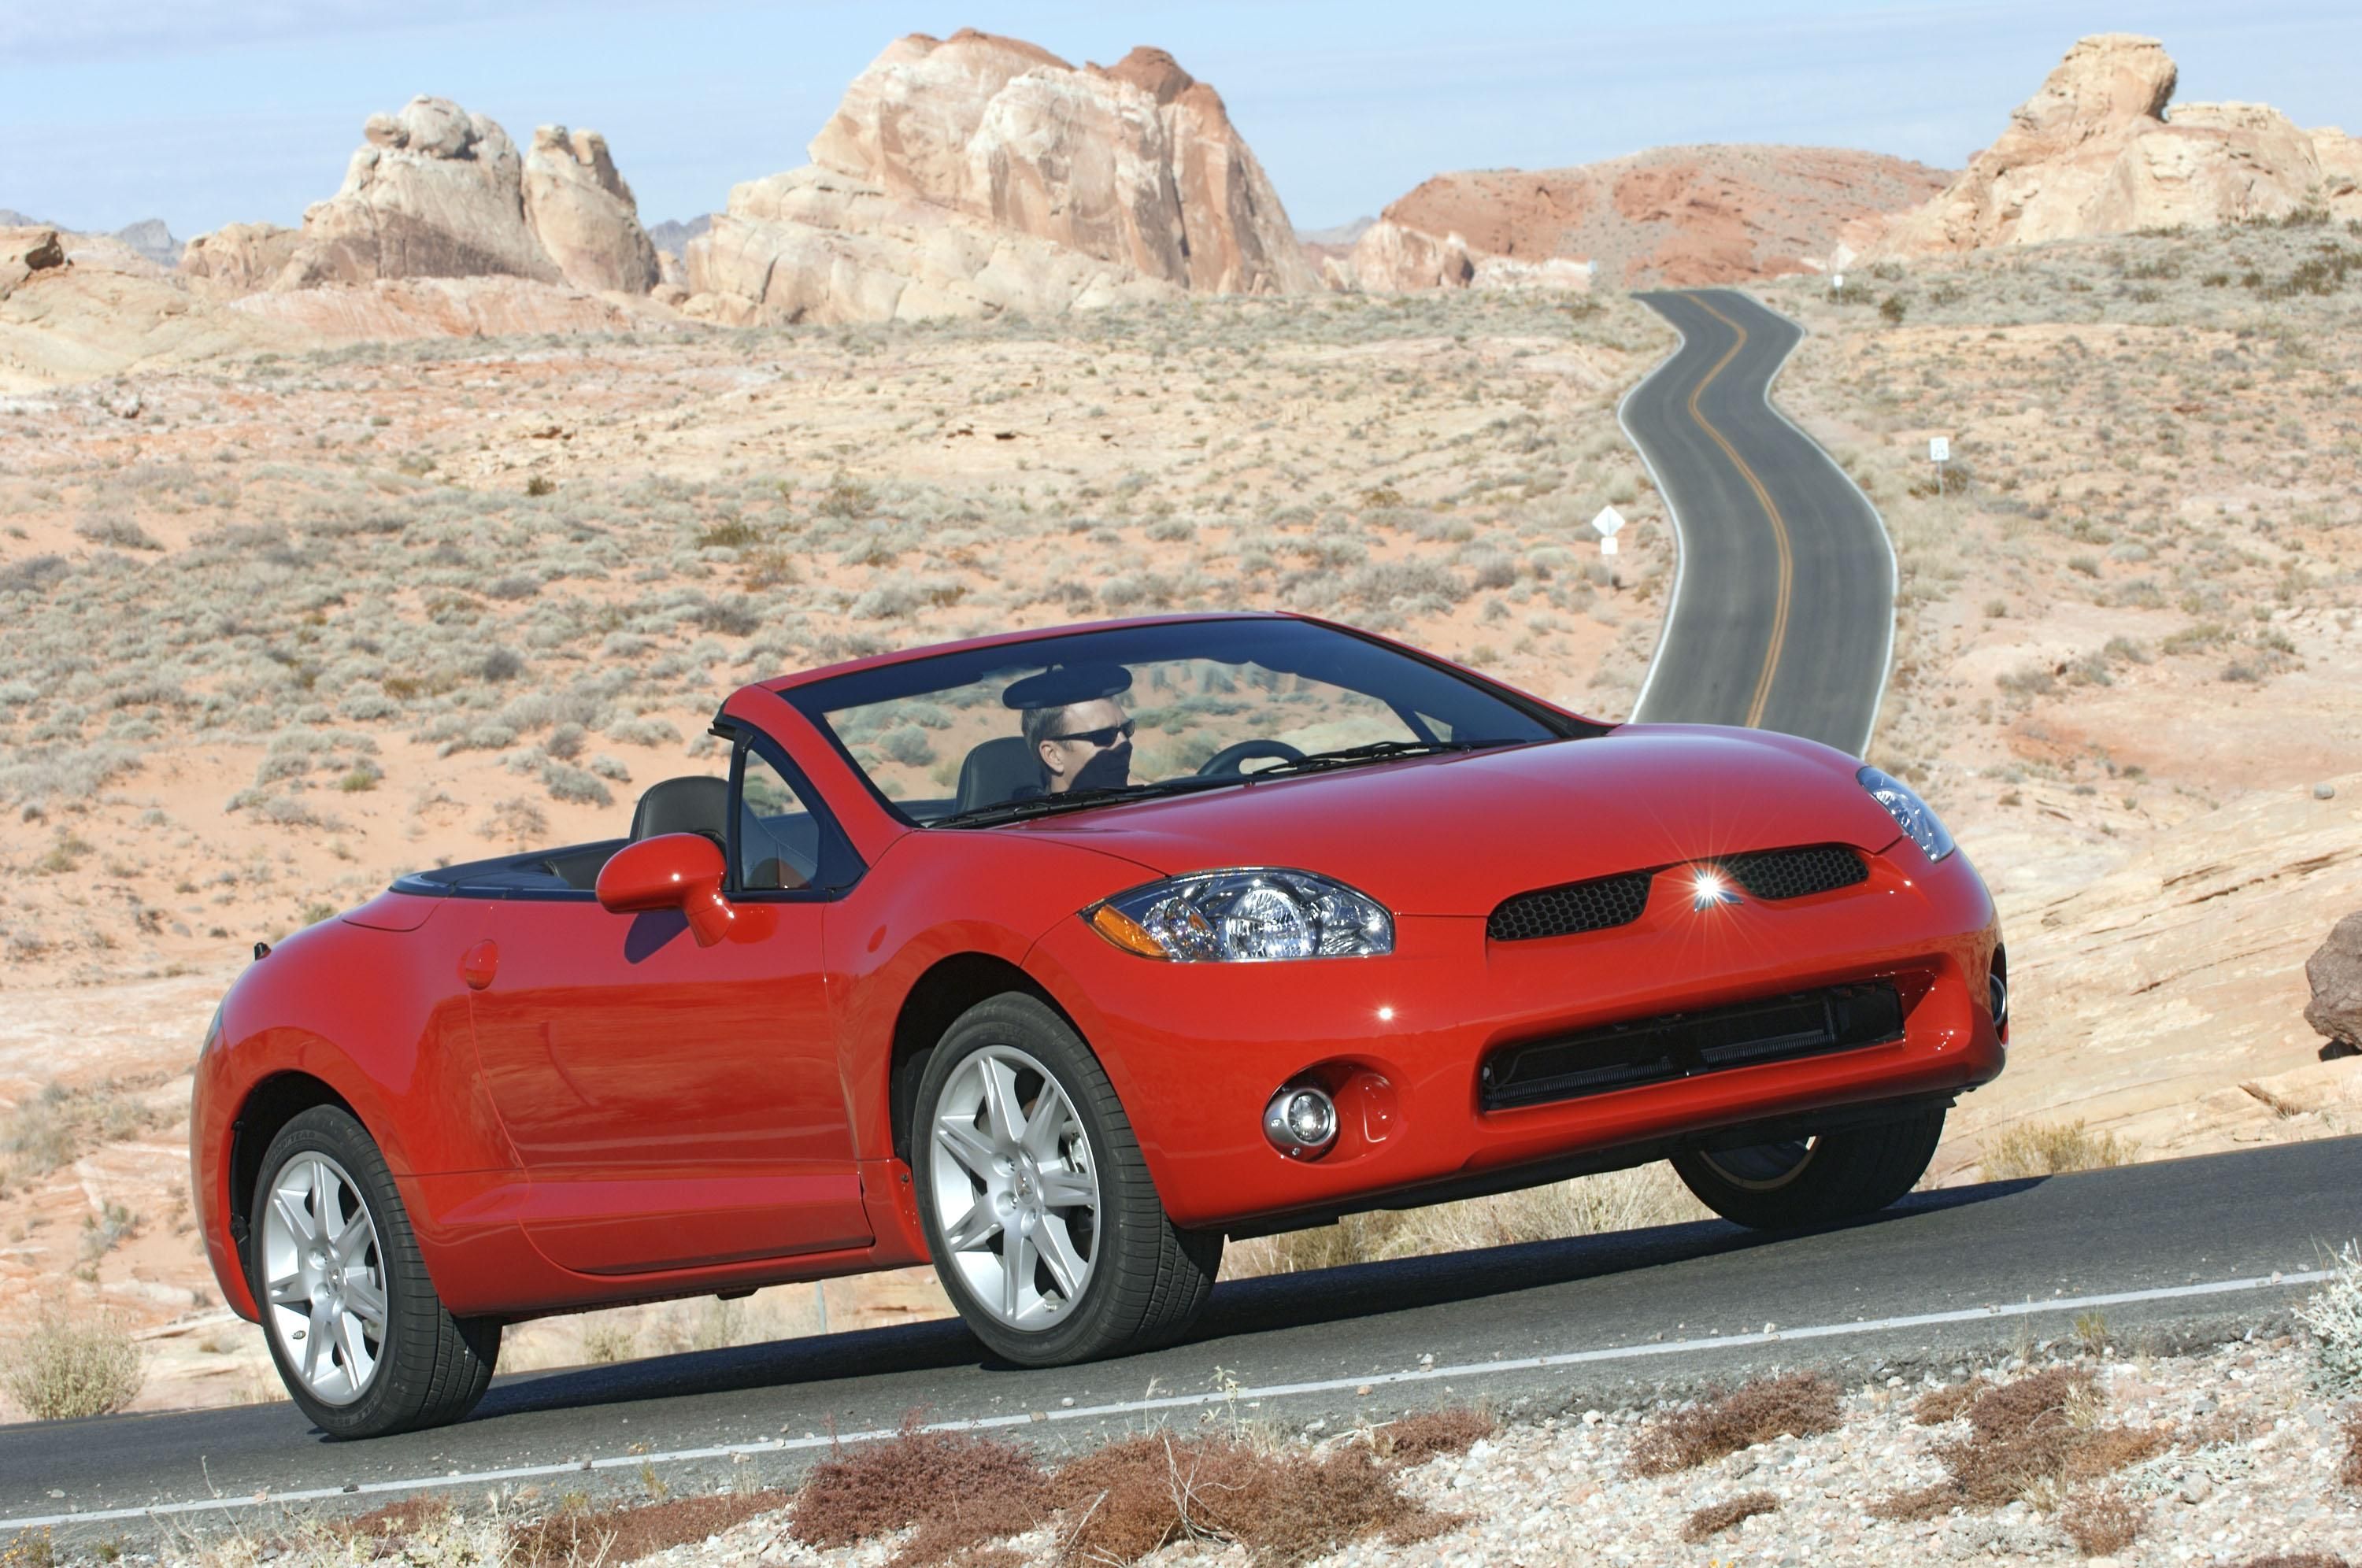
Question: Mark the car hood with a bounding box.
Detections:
[1005,723,1904,917]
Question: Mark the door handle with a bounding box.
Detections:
[460,939,500,991]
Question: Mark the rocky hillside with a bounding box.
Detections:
[178,95,661,298]
[1874,33,2362,254]
[684,30,1316,325]
[1343,145,1949,291]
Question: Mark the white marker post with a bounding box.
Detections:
[1591,505,1625,557]
[1831,272,1846,294]
[1929,435,1950,495]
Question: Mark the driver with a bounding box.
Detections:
[1003,663,1136,795]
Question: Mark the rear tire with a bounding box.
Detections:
[914,993,1220,1366]
[249,1106,499,1438]
[1671,1108,1946,1230]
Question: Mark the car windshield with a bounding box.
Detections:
[782,618,1576,827]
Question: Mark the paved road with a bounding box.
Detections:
[1623,288,1894,756]
[6,1137,2355,1539]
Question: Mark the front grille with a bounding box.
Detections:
[1479,982,1906,1111]
[1714,845,1867,901]
[1487,872,1653,943]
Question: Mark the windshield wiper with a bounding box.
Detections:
[1242,738,1516,778]
[931,775,1238,829]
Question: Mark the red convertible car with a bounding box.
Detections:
[192,612,2006,1437]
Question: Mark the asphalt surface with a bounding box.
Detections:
[1623,288,1895,755]
[6,1136,2356,1539]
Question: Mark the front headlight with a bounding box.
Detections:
[1857,765,1956,863]
[1086,869,1394,961]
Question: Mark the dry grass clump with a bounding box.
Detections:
[1982,1119,2137,1180]
[511,1488,789,1567]
[790,1421,1050,1567]
[2060,1485,2143,1556]
[2296,1241,2362,1392]
[1050,1433,1457,1567]
[1367,1407,1497,1467]
[1682,1490,1779,1543]
[0,1077,170,1187]
[1911,1377,1990,1425]
[1224,1163,1707,1277]
[2342,1408,2361,1492]
[1629,1372,1841,1476]
[1874,1366,2167,1520]
[2231,1556,2353,1568]
[2,1308,146,1420]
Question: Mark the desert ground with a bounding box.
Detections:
[2,214,2358,1421]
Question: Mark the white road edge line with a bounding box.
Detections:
[1617,307,1689,726]
[1734,288,1902,761]
[5,1267,2329,1533]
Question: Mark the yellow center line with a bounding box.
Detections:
[1679,292,1794,729]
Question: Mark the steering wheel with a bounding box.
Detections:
[1195,738,1306,778]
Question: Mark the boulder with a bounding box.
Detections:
[523,126,662,294]
[1878,35,2362,254]
[2305,909,2362,1055]
[687,29,1312,325]
[0,227,66,300]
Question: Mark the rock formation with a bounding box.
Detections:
[0,227,65,299]
[1876,35,2362,254]
[685,30,1315,325]
[1348,146,1949,292]
[180,96,661,297]
[522,126,661,294]
[2307,909,2362,1056]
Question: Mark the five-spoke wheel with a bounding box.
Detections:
[914,994,1219,1366]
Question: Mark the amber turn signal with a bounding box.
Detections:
[1089,902,1169,958]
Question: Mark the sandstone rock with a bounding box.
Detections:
[687,29,1311,325]
[523,126,661,294]
[177,223,302,299]
[0,226,66,299]
[1877,35,2362,254]
[2305,909,2362,1052]
[1350,146,1947,292]
[224,276,657,342]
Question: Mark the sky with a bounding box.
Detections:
[2,1,2356,240]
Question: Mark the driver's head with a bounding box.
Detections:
[1024,698,1133,794]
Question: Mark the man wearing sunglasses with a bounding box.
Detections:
[1009,663,1138,795]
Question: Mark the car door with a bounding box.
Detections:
[466,729,872,1274]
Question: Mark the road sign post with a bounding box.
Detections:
[1929,435,1950,496]
[1591,505,1625,557]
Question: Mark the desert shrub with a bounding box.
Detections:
[1872,1367,2165,1519]
[1683,1490,1779,1543]
[540,762,612,808]
[605,716,682,748]
[1631,1373,1841,1475]
[1051,1432,1455,1566]
[790,1420,1050,1566]
[479,648,526,682]
[2,1309,146,1420]
[2342,1408,2361,1491]
[513,1488,787,1567]
[2060,1486,2142,1556]
[2294,1240,2362,1391]
[1983,1120,2137,1179]
[1368,1407,1495,1467]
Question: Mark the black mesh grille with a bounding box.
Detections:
[1715,845,1868,901]
[1487,872,1653,943]
[1479,982,1905,1111]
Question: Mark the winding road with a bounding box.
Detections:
[1623,289,1894,755]
[5,289,2349,1544]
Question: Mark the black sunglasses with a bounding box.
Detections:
[1048,719,1136,748]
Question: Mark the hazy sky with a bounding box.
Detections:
[2,1,2356,239]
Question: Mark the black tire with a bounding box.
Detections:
[1670,1107,1946,1230]
[248,1106,500,1438]
[913,993,1220,1366]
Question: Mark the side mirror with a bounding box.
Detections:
[596,833,736,947]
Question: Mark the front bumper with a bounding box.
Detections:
[1025,839,2003,1232]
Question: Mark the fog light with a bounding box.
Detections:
[1989,971,2009,1031]
[1264,1085,1338,1156]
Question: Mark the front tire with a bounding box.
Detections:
[1671,1107,1946,1230]
[250,1106,499,1438]
[914,993,1220,1366]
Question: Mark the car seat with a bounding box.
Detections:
[628,775,730,845]
[954,737,1042,814]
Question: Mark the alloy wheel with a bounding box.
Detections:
[1696,1137,1819,1191]
[927,1044,1102,1331]
[259,1151,387,1405]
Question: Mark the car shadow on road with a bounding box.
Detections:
[462,1178,2037,1428]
